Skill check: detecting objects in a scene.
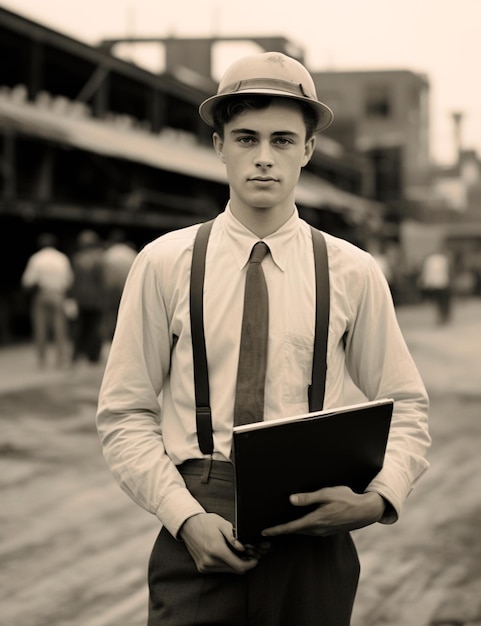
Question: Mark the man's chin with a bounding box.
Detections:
[244,191,284,210]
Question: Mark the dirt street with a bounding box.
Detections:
[1,298,480,626]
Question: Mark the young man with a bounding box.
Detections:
[96,52,430,625]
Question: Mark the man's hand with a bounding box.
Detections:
[179,512,261,574]
[261,486,386,537]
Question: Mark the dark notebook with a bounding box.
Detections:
[232,398,393,544]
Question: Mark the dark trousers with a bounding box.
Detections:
[148,461,360,626]
[72,308,103,362]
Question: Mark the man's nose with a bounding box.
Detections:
[255,142,274,167]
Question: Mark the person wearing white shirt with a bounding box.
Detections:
[419,249,453,323]
[97,52,430,626]
[21,232,73,367]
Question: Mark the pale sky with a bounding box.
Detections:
[2,0,480,165]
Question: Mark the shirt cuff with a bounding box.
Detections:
[155,486,206,538]
[365,469,407,524]
[364,489,398,524]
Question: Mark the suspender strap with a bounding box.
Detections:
[308,226,330,412]
[189,221,330,456]
[190,219,215,455]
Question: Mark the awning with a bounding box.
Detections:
[0,94,227,182]
[0,94,380,214]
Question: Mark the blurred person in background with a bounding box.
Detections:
[102,229,137,340]
[419,247,453,324]
[21,232,73,368]
[71,229,105,364]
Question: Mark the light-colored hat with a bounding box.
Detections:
[199,52,334,133]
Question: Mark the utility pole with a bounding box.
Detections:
[451,111,464,167]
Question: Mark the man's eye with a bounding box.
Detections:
[238,136,256,144]
[274,137,292,145]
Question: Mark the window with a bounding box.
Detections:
[365,84,392,118]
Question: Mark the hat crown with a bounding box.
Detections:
[198,51,334,133]
[217,52,318,101]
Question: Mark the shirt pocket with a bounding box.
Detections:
[283,332,314,404]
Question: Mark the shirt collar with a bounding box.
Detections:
[221,203,301,272]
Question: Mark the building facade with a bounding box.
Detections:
[312,69,431,209]
[0,12,383,342]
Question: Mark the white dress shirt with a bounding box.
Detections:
[97,205,430,537]
[21,247,73,293]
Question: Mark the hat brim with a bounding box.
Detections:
[199,89,334,134]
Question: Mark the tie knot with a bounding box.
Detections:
[249,241,269,264]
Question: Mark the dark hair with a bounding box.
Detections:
[212,95,318,140]
[37,232,58,249]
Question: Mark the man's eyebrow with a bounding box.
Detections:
[271,130,300,137]
[230,128,258,136]
[229,129,300,137]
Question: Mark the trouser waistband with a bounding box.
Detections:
[177,458,234,483]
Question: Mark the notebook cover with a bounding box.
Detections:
[232,398,393,544]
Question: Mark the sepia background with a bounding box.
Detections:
[1,1,480,624]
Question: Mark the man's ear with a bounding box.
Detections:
[302,136,316,167]
[213,132,225,163]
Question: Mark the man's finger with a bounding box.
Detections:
[290,487,341,507]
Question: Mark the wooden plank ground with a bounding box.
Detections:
[0,366,158,626]
[1,300,481,625]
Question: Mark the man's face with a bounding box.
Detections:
[213,100,315,214]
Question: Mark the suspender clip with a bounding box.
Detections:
[196,406,214,456]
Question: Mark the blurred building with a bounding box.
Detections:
[310,69,431,236]
[0,10,384,342]
[428,146,481,296]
